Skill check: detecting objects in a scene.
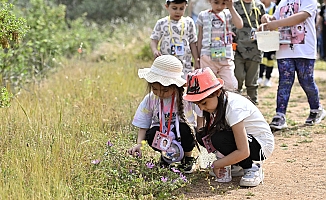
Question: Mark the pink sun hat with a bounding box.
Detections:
[183,67,224,102]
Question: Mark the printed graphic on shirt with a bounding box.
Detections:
[279,0,305,44]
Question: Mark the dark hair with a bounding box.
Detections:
[166,0,188,6]
[200,88,230,137]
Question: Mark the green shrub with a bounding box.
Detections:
[0,0,108,90]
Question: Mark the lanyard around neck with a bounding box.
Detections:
[240,0,260,29]
[168,16,184,45]
[208,10,228,46]
[159,93,175,135]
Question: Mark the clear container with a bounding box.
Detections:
[214,151,232,183]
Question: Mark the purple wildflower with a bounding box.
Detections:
[171,167,180,173]
[146,162,155,169]
[180,173,187,182]
[161,176,168,182]
[107,140,113,147]
[91,159,100,165]
[129,169,133,173]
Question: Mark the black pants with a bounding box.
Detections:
[259,64,273,79]
[196,130,264,169]
[145,123,195,153]
[259,51,275,79]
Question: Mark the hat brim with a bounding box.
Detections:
[183,78,224,102]
[138,68,186,87]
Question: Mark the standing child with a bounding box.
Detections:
[258,0,277,87]
[150,0,200,79]
[233,0,265,104]
[183,67,274,187]
[197,0,243,91]
[128,55,203,173]
[262,0,326,130]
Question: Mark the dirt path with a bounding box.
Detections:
[183,69,326,200]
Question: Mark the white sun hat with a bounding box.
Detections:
[138,55,186,87]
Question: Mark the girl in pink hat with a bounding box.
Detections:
[128,55,203,173]
[183,67,274,187]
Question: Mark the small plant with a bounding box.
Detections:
[73,140,191,199]
[297,139,313,143]
[246,191,255,196]
[286,159,296,163]
[0,87,12,108]
[280,143,288,147]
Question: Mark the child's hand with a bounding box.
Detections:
[128,144,142,158]
[213,167,227,178]
[261,14,272,23]
[224,0,233,9]
[153,50,162,58]
[262,21,278,31]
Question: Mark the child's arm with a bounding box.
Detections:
[212,121,250,173]
[264,11,311,31]
[225,0,243,29]
[150,39,162,58]
[188,1,194,17]
[197,25,203,59]
[128,128,147,158]
[190,42,200,69]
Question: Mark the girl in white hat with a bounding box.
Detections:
[128,55,202,173]
[183,67,274,187]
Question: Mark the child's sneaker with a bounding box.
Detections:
[257,78,263,86]
[179,156,196,174]
[263,79,272,87]
[231,165,244,177]
[269,113,287,130]
[239,163,263,187]
[305,107,326,125]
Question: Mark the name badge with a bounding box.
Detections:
[152,131,173,151]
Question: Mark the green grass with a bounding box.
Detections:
[0,21,197,198]
[2,19,326,199]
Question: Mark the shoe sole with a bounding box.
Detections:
[305,110,326,125]
[183,165,196,174]
[209,169,244,177]
[239,172,264,187]
[269,122,288,130]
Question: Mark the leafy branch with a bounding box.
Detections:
[0,2,29,49]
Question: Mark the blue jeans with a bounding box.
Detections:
[276,58,320,114]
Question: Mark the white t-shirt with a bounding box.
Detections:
[225,92,274,159]
[274,0,317,59]
[132,92,202,131]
